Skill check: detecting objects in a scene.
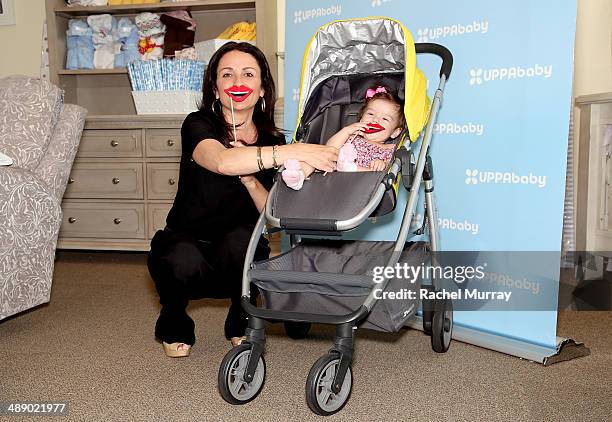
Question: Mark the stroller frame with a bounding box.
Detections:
[218,18,453,415]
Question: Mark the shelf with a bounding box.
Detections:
[59,68,128,75]
[55,0,255,17]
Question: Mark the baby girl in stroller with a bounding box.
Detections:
[282,85,405,190]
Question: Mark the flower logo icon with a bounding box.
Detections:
[294,10,303,24]
[417,29,429,43]
[465,169,479,184]
[469,69,483,85]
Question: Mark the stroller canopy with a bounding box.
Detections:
[295,17,430,141]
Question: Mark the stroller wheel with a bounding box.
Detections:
[218,344,266,405]
[431,298,453,353]
[284,321,312,339]
[305,353,353,416]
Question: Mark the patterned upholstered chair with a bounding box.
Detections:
[0,76,87,320]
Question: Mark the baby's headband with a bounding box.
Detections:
[365,86,387,99]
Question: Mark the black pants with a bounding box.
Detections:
[147,225,269,345]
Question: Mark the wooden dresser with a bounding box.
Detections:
[57,115,184,251]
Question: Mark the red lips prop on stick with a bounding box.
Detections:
[364,123,384,134]
[224,85,253,103]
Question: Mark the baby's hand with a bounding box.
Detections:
[344,122,370,136]
[369,159,387,172]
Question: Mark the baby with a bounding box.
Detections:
[282,85,405,190]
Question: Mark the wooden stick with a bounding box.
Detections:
[229,97,237,144]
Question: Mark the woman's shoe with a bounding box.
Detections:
[162,342,191,358]
[230,336,247,347]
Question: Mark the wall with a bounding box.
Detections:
[0,0,46,78]
[573,0,612,96]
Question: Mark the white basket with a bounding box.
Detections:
[194,39,256,64]
[132,90,202,115]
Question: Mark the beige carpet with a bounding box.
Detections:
[1,251,610,421]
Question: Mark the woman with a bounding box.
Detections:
[147,42,338,357]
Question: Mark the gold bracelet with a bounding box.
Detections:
[272,145,279,169]
[256,146,264,171]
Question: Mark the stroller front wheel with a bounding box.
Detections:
[431,298,453,353]
[218,344,266,405]
[305,353,353,416]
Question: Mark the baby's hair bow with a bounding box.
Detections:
[365,86,387,99]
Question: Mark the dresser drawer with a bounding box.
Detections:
[148,203,173,238]
[147,163,179,199]
[59,203,145,239]
[146,129,182,157]
[64,163,144,199]
[79,129,142,158]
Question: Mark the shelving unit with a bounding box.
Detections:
[46,0,277,116]
[44,0,278,251]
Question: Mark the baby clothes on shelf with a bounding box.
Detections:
[135,12,166,61]
[87,14,119,69]
[66,0,108,5]
[66,19,94,70]
[160,11,196,57]
[115,17,141,67]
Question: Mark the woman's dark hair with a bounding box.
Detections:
[358,85,406,129]
[200,42,283,147]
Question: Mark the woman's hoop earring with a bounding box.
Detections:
[260,97,266,112]
[211,98,220,113]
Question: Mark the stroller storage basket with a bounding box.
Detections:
[251,240,428,332]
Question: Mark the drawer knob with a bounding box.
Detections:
[168,178,176,185]
[114,218,122,225]
[68,177,75,184]
[167,139,175,147]
[110,140,119,147]
[112,177,120,184]
[68,217,77,224]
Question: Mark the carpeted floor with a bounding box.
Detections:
[1,251,610,421]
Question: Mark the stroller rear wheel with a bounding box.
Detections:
[218,343,266,404]
[305,353,353,416]
[284,321,312,339]
[431,298,453,353]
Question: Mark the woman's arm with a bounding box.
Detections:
[192,139,338,175]
[239,175,268,212]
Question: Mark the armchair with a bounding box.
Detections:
[0,76,87,320]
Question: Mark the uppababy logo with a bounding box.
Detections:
[465,169,547,188]
[294,5,342,24]
[410,213,479,235]
[416,20,488,42]
[439,218,479,235]
[371,0,393,7]
[469,64,553,86]
[434,122,484,136]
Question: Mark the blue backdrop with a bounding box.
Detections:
[283,0,576,350]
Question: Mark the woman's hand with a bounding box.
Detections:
[290,143,338,173]
[239,174,258,188]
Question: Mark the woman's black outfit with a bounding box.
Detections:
[148,110,280,345]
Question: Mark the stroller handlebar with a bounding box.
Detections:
[415,43,453,80]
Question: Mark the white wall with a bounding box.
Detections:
[573,0,612,96]
[0,0,46,79]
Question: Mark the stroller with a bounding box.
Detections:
[218,17,454,416]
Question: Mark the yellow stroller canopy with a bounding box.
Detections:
[295,17,430,141]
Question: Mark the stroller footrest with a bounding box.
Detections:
[280,217,337,231]
[249,269,372,294]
